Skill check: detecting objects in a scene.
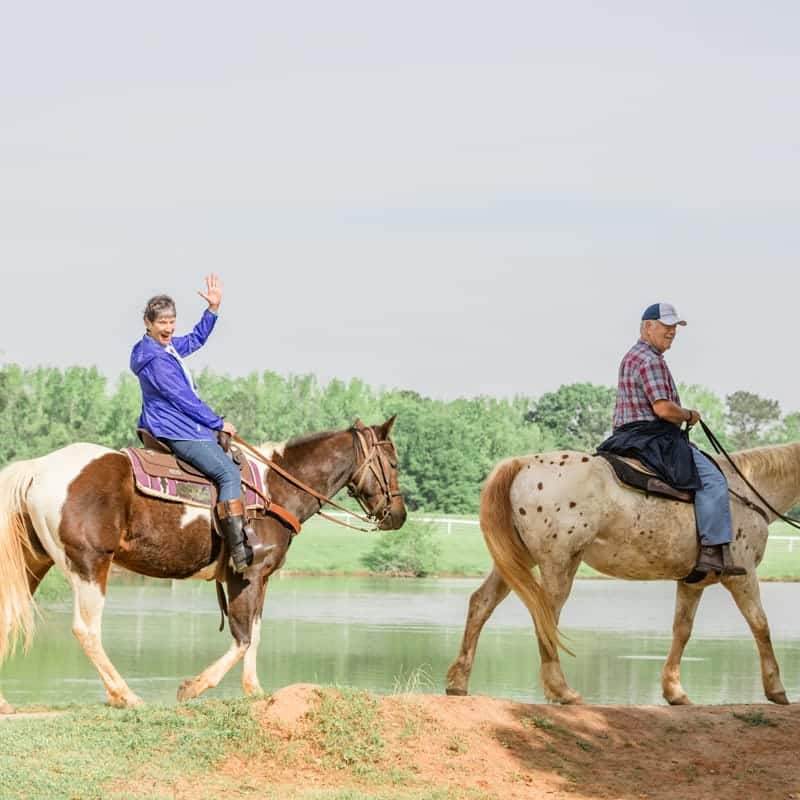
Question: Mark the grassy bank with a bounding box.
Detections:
[285,516,800,580]
[2,688,798,800]
[33,517,800,604]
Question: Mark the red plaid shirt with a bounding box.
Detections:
[612,339,680,429]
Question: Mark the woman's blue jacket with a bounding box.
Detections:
[130,309,223,441]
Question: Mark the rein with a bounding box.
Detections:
[699,420,800,530]
[232,425,398,533]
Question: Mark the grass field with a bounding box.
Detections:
[33,516,800,604]
[285,515,800,580]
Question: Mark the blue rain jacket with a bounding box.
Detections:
[130,309,224,440]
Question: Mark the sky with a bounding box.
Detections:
[2,1,799,412]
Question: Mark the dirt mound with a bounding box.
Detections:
[255,682,320,730]
[222,689,800,799]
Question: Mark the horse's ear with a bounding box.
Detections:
[381,415,397,438]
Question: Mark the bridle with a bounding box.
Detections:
[232,422,401,532]
[346,420,403,526]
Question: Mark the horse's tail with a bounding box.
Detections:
[480,457,565,658]
[0,458,38,665]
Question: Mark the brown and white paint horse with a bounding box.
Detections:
[446,442,800,706]
[0,418,405,713]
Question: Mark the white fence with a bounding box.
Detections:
[328,513,800,554]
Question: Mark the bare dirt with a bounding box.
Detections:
[174,684,800,800]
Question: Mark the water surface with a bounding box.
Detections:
[3,576,800,707]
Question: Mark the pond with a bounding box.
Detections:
[3,576,800,707]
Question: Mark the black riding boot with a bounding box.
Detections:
[215,499,253,574]
[683,543,746,584]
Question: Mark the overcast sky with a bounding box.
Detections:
[2,2,799,413]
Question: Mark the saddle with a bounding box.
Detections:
[123,429,266,512]
[596,452,694,503]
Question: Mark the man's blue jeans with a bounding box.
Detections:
[163,438,241,503]
[690,448,733,546]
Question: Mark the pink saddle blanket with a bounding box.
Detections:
[122,447,266,511]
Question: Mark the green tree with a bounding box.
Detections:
[774,411,800,444]
[527,383,615,452]
[361,521,441,576]
[726,391,781,450]
[679,384,732,452]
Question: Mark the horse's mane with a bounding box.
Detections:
[286,429,341,448]
[729,442,800,483]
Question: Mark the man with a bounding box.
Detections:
[598,302,746,583]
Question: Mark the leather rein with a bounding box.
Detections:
[232,424,400,533]
[699,420,800,531]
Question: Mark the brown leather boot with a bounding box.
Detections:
[683,543,746,584]
[215,499,253,574]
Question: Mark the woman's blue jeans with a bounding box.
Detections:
[690,448,733,546]
[163,438,241,504]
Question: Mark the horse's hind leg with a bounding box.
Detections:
[536,555,582,704]
[661,582,705,705]
[71,571,143,708]
[722,572,788,704]
[446,568,510,696]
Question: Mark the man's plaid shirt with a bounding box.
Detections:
[612,339,680,429]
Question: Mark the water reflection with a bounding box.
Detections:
[3,577,799,706]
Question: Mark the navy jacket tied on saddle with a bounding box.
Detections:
[597,420,702,491]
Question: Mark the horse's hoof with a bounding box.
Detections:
[445,687,468,696]
[559,692,584,706]
[768,691,790,705]
[109,693,143,709]
[177,681,198,702]
[0,701,16,715]
[666,694,692,706]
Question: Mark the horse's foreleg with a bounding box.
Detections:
[661,582,704,705]
[723,573,788,705]
[536,555,582,704]
[177,638,248,701]
[178,571,263,702]
[71,576,142,708]
[241,579,269,697]
[446,568,510,696]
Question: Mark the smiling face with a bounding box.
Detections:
[643,319,678,353]
[145,314,176,347]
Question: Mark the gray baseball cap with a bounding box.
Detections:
[641,302,687,326]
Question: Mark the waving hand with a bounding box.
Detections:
[198,273,223,313]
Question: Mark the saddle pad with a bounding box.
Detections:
[123,447,266,510]
[595,452,694,503]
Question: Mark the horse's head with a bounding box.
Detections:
[348,416,407,530]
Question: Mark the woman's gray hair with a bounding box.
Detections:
[143,294,177,322]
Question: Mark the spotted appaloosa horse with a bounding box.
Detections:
[0,418,405,713]
[446,442,800,706]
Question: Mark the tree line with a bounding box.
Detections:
[1,365,798,513]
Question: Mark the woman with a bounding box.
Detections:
[130,274,251,573]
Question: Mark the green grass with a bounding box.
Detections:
[310,688,384,774]
[284,514,800,580]
[28,515,800,597]
[0,696,488,800]
[732,710,777,727]
[0,698,269,800]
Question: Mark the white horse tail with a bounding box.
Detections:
[0,458,38,665]
[479,457,566,658]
